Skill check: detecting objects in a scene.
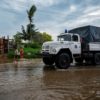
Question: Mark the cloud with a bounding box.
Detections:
[35,1,100,40]
[70,5,77,12]
[33,0,59,7]
[0,0,100,40]
[0,0,26,12]
[0,0,63,12]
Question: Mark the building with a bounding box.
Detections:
[0,37,8,54]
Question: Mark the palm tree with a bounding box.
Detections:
[27,5,36,24]
[21,25,29,40]
[16,26,28,41]
[16,5,37,43]
[27,5,37,42]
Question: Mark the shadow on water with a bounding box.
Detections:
[43,65,56,71]
[42,64,100,100]
[43,63,100,70]
[71,62,100,69]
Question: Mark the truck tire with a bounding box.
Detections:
[85,57,95,65]
[75,58,83,64]
[85,58,91,64]
[43,57,54,65]
[55,53,70,69]
[94,53,100,65]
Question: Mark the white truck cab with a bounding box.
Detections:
[41,33,81,68]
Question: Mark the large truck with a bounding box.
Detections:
[41,25,100,68]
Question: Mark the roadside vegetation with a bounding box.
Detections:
[8,4,52,59]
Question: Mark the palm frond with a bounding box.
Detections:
[27,5,36,22]
[29,5,36,17]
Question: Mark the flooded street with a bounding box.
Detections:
[0,59,100,100]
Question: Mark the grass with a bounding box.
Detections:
[7,47,41,59]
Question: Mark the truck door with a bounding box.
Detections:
[72,35,81,54]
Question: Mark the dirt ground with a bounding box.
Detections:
[0,59,100,100]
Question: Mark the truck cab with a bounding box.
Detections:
[41,33,82,68]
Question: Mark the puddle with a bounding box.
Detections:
[0,60,100,100]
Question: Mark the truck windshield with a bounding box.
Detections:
[58,34,71,41]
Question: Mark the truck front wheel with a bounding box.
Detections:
[55,53,70,69]
[43,57,54,65]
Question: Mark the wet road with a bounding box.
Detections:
[0,59,100,100]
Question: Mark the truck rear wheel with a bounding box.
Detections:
[43,57,54,65]
[94,53,100,65]
[55,53,70,69]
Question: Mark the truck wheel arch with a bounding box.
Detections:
[57,49,73,63]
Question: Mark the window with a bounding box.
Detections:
[58,34,71,41]
[72,35,78,42]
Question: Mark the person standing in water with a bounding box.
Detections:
[20,47,24,60]
[14,48,19,63]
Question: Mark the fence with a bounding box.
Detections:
[0,38,8,54]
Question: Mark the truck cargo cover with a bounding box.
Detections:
[69,25,100,43]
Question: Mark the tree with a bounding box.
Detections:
[18,5,37,42]
[31,32,52,45]
[27,5,36,24]
[16,26,28,41]
[14,32,22,46]
[27,5,37,42]
[42,32,52,43]
[13,5,52,47]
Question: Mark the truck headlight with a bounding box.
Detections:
[50,47,57,53]
[42,45,49,50]
[52,49,56,53]
[44,45,49,50]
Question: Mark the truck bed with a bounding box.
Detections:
[89,42,100,51]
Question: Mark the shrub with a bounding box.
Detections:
[7,47,41,59]
[24,42,41,48]
[7,49,15,58]
[7,49,20,59]
[23,47,41,58]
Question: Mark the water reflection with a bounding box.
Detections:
[0,62,100,100]
[42,65,100,100]
[43,65,56,71]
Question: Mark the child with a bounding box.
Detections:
[20,47,24,59]
[14,48,19,64]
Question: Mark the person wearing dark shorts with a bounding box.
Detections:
[14,48,19,62]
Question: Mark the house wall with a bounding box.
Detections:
[0,38,8,54]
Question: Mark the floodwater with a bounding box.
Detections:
[0,59,100,100]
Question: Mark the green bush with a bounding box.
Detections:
[7,49,20,59]
[7,50,14,58]
[24,47,41,59]
[24,42,41,48]
[7,47,41,59]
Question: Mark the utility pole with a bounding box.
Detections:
[7,35,9,52]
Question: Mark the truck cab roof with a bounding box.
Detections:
[58,33,79,37]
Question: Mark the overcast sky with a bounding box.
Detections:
[0,0,100,40]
